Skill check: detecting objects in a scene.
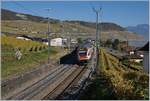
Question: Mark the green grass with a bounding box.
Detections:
[1,47,65,79]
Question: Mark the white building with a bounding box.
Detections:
[42,38,67,46]
[139,42,149,74]
[50,38,63,46]
[16,36,31,41]
[43,42,48,45]
[129,51,134,55]
[129,55,143,63]
[71,39,78,44]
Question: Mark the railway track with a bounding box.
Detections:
[6,64,87,100]
[56,66,88,100]
[43,65,86,100]
[56,55,96,100]
[6,65,74,100]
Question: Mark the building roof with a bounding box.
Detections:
[139,42,149,51]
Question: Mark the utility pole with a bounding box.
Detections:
[61,21,65,54]
[46,8,51,64]
[67,32,71,53]
[126,35,129,48]
[125,34,130,67]
[92,7,102,74]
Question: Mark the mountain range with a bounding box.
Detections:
[126,24,149,40]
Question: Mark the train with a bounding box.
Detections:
[77,42,94,63]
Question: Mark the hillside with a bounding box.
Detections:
[1,9,125,31]
[1,9,60,23]
[126,24,149,40]
[1,9,144,41]
[65,20,126,31]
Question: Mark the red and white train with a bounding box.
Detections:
[77,42,94,63]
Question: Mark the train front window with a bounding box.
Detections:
[79,51,87,56]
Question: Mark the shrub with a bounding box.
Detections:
[29,47,33,52]
[39,46,42,51]
[123,72,138,81]
[34,46,38,52]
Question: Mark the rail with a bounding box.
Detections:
[6,65,75,100]
[43,65,86,99]
[5,64,90,100]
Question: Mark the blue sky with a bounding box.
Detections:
[1,1,149,27]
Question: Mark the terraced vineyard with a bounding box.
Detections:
[99,48,149,100]
[1,35,48,53]
[1,36,67,79]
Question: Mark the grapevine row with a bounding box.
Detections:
[2,36,48,53]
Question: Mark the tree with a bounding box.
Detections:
[105,39,112,48]
[112,39,119,50]
[77,38,83,44]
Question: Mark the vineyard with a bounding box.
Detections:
[1,35,48,53]
[99,48,149,100]
[1,36,66,79]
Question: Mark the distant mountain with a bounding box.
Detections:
[126,24,149,40]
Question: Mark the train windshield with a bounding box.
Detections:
[79,51,87,56]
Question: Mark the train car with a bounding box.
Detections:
[77,42,94,63]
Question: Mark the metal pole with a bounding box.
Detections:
[92,7,101,74]
[48,17,51,63]
[96,11,99,50]
[61,21,65,55]
[69,33,71,52]
[96,11,99,74]
[45,8,52,64]
[67,32,71,53]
